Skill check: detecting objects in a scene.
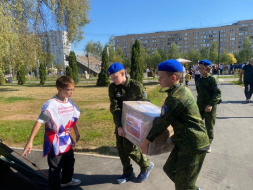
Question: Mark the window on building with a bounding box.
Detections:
[230,38,236,40]
[194,36,199,39]
[184,33,190,36]
[220,30,226,33]
[230,29,236,32]
[239,32,248,35]
[160,35,165,38]
[193,32,199,35]
[239,27,248,31]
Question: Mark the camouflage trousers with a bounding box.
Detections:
[116,133,150,174]
[163,145,207,190]
[199,105,217,144]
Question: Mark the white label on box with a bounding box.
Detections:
[125,113,142,142]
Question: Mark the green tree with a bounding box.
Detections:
[239,37,252,63]
[200,48,209,60]
[220,50,229,64]
[68,51,78,83]
[140,47,150,70]
[234,51,241,63]
[97,47,110,86]
[168,43,180,59]
[149,50,162,72]
[65,66,73,79]
[209,42,218,63]
[17,64,26,85]
[158,49,169,61]
[185,49,200,65]
[130,40,143,82]
[85,41,103,57]
[0,68,5,85]
[0,0,90,79]
[39,63,47,85]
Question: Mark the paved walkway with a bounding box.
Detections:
[2,77,253,190]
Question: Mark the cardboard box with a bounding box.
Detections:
[122,101,174,155]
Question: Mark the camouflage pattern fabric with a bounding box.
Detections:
[146,82,209,189]
[109,78,147,129]
[146,83,209,149]
[116,133,150,174]
[109,78,149,174]
[196,74,221,143]
[164,144,206,190]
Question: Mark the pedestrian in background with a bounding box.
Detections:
[185,70,191,87]
[107,62,154,184]
[140,59,209,190]
[196,60,222,153]
[193,64,201,87]
[239,59,253,103]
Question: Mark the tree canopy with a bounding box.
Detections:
[0,0,90,77]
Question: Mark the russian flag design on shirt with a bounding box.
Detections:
[41,98,80,156]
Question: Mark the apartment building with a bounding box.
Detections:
[42,30,71,68]
[115,19,253,58]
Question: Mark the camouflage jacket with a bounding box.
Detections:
[109,78,147,129]
[196,74,221,109]
[146,83,210,149]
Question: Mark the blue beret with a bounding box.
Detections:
[158,60,183,72]
[107,62,124,75]
[199,60,212,66]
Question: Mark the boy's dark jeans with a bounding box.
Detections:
[47,148,75,190]
[244,82,253,100]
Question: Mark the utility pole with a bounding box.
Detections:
[218,30,221,76]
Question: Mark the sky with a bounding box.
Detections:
[71,0,253,53]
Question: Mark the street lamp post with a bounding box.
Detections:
[218,30,221,76]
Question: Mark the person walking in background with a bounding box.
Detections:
[140,59,209,190]
[193,64,201,87]
[239,59,253,103]
[22,76,81,190]
[107,62,154,184]
[196,60,222,153]
[185,70,191,87]
[219,63,224,75]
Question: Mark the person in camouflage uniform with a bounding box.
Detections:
[140,60,209,190]
[107,62,154,184]
[197,60,221,153]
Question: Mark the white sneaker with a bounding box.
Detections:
[61,178,81,187]
[207,146,211,153]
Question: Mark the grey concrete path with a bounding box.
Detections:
[2,77,253,190]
